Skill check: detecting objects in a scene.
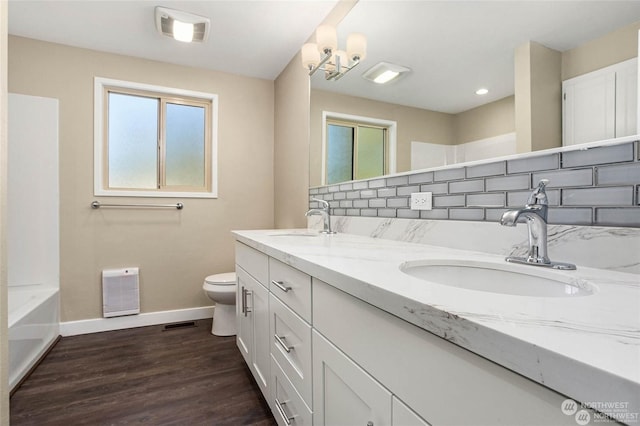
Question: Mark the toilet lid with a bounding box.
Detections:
[205,272,236,286]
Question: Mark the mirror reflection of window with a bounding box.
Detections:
[326,120,388,185]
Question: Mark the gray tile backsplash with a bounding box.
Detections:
[310,140,640,227]
[507,153,559,173]
[561,143,634,168]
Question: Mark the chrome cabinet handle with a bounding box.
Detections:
[275,398,294,425]
[271,280,292,293]
[241,287,252,317]
[274,334,293,353]
[241,286,246,315]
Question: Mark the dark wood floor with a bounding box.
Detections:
[10,319,276,425]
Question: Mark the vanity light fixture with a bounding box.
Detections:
[475,88,489,95]
[362,62,411,84]
[155,6,210,43]
[301,25,367,81]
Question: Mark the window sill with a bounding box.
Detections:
[94,189,218,199]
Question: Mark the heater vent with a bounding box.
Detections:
[102,267,140,318]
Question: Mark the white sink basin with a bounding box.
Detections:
[399,259,595,297]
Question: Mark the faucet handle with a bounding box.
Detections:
[311,198,330,210]
[527,179,549,206]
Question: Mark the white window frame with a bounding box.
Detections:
[321,111,397,185]
[94,77,219,198]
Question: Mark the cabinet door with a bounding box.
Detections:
[563,71,616,146]
[236,266,270,397]
[312,330,391,426]
[236,266,253,365]
[614,58,638,138]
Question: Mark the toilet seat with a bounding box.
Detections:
[204,272,236,286]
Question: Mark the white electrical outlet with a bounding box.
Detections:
[410,192,432,210]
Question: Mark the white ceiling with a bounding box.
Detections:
[8,0,338,80]
[7,1,640,114]
[313,1,640,113]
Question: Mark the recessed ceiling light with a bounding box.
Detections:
[475,88,489,95]
[155,6,210,43]
[362,62,410,84]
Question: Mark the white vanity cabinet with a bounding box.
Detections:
[235,237,590,426]
[236,242,313,426]
[235,243,270,396]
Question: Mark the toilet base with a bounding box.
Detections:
[211,303,236,336]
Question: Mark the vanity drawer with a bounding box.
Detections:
[269,258,311,322]
[270,293,312,408]
[271,355,312,426]
[235,242,268,287]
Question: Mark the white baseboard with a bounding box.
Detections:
[60,306,215,336]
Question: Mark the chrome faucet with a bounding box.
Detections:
[500,179,575,270]
[306,198,336,234]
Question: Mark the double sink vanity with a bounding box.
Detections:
[233,224,639,425]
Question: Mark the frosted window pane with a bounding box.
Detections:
[165,103,206,187]
[356,127,385,180]
[108,93,158,189]
[327,124,354,184]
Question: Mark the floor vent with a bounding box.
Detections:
[163,321,197,331]
[102,267,140,318]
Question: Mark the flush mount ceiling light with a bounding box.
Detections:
[362,62,410,84]
[301,25,367,81]
[155,6,210,43]
[476,88,489,95]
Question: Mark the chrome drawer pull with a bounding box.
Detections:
[275,398,294,425]
[241,287,252,317]
[272,280,292,293]
[274,334,294,353]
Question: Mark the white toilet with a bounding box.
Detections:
[202,272,237,336]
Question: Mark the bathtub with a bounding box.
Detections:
[8,285,60,392]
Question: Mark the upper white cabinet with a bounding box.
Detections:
[563,57,638,146]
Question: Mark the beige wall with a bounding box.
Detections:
[454,96,515,145]
[0,2,9,424]
[531,43,562,152]
[562,20,640,80]
[8,36,275,322]
[310,90,454,187]
[274,52,310,229]
[515,41,562,153]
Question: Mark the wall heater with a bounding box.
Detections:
[102,267,140,318]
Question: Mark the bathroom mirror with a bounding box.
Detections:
[309,1,640,187]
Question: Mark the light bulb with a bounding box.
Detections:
[302,43,321,70]
[316,25,337,54]
[347,33,367,62]
[173,20,194,43]
[374,70,400,84]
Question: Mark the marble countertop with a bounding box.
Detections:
[233,228,640,420]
